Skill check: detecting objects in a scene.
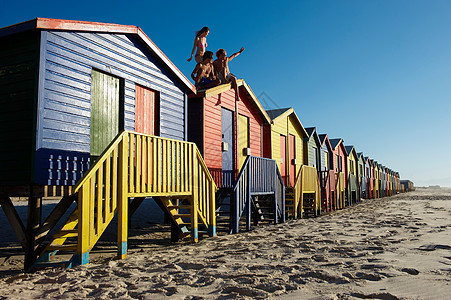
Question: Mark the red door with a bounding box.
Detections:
[135,85,156,135]
[280,135,287,185]
[289,134,296,187]
[135,85,157,185]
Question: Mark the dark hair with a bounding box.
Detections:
[196,26,210,38]
[203,51,213,60]
[216,49,226,58]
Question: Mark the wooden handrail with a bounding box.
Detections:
[71,131,216,263]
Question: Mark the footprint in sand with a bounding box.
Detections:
[418,244,451,251]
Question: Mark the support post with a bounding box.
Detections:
[208,180,216,237]
[191,145,199,242]
[232,191,239,234]
[25,197,42,270]
[118,135,128,259]
[0,197,28,250]
[77,183,90,265]
[246,169,251,232]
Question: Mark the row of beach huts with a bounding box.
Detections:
[0,18,415,271]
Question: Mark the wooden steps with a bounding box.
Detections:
[47,244,78,251]
[285,187,295,218]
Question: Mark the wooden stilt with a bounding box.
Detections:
[34,195,76,254]
[0,197,28,250]
[25,197,42,270]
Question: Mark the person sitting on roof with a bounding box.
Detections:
[213,47,244,101]
[191,51,220,91]
[187,26,210,63]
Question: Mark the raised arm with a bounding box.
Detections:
[228,47,245,62]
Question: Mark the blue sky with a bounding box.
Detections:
[1,0,450,187]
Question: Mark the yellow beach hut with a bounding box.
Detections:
[264,108,320,218]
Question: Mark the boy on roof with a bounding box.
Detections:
[191,51,220,90]
[213,47,244,100]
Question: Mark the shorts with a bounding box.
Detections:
[197,77,214,88]
[219,72,235,84]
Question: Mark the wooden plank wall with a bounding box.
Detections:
[268,114,304,185]
[333,144,348,187]
[307,135,320,169]
[203,89,263,172]
[320,144,328,171]
[0,31,40,184]
[33,30,187,185]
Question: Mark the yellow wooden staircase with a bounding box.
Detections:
[32,131,216,269]
[290,165,321,219]
[335,172,346,209]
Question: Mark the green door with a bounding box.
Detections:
[91,70,120,157]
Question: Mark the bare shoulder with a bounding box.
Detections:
[212,59,221,68]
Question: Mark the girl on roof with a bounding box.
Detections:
[187,26,210,63]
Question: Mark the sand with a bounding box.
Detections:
[0,187,450,299]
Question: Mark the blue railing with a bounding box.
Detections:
[231,156,285,233]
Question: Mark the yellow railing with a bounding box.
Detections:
[72,131,216,262]
[335,172,345,209]
[292,165,321,218]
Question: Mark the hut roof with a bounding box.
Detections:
[329,138,343,150]
[266,108,291,120]
[266,107,308,136]
[0,17,196,93]
[196,79,272,125]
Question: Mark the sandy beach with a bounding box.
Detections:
[0,187,450,299]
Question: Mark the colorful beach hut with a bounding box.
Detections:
[304,128,322,170]
[188,80,284,233]
[380,165,386,197]
[357,152,366,199]
[318,134,335,212]
[344,146,359,205]
[373,162,380,198]
[365,157,374,199]
[292,127,322,217]
[329,139,347,209]
[263,108,316,219]
[0,18,217,270]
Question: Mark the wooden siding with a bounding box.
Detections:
[202,88,264,172]
[306,136,320,169]
[347,152,357,176]
[187,98,203,155]
[0,31,40,184]
[333,143,348,187]
[36,30,187,154]
[32,30,188,185]
[266,114,304,187]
